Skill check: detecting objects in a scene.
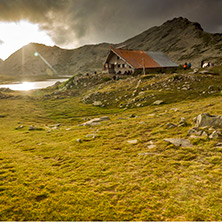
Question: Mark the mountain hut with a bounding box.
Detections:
[103,47,178,74]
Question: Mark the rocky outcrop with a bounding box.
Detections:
[195,113,222,128]
[187,114,222,141]
[164,138,193,147]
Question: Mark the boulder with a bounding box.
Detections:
[153,100,164,105]
[195,113,222,129]
[164,138,193,147]
[127,139,138,144]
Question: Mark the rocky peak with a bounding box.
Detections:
[162,17,203,32]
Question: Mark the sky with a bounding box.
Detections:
[0,0,222,60]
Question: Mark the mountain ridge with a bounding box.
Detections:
[0,17,221,77]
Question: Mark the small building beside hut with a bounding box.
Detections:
[103,47,178,74]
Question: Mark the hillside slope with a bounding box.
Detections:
[120,17,222,66]
[0,70,222,220]
[0,17,221,77]
[0,42,111,77]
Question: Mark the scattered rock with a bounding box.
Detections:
[93,101,103,106]
[178,117,188,127]
[29,126,44,131]
[15,125,24,130]
[127,139,138,144]
[209,131,222,140]
[81,116,110,126]
[85,134,97,139]
[129,114,136,118]
[138,152,158,156]
[99,116,111,121]
[76,139,82,143]
[215,142,222,148]
[147,145,157,149]
[170,108,179,112]
[164,138,193,147]
[166,122,177,129]
[193,68,199,74]
[195,113,222,129]
[153,100,164,105]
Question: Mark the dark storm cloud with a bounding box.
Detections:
[0,0,221,47]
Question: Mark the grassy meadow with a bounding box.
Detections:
[0,73,222,220]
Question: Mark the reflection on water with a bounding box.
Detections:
[0,79,68,91]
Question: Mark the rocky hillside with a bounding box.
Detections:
[0,42,111,77]
[120,17,222,67]
[0,17,221,77]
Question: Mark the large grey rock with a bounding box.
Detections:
[164,138,193,147]
[195,113,222,129]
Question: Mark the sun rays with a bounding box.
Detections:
[0,20,53,60]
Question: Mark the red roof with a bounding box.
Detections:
[111,48,161,69]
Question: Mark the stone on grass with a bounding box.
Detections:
[81,116,110,126]
[153,100,164,105]
[85,134,97,139]
[166,122,177,129]
[209,131,222,140]
[164,138,193,147]
[93,101,103,106]
[178,117,188,127]
[147,145,157,149]
[127,139,138,144]
[29,125,44,131]
[15,125,24,130]
[76,139,82,143]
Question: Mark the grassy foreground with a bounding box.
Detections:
[0,79,222,220]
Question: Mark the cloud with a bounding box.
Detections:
[0,0,222,48]
[0,39,4,44]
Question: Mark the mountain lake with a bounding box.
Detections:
[0,78,69,91]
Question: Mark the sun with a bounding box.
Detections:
[0,20,54,60]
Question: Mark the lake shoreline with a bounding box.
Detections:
[0,77,71,91]
[0,74,72,85]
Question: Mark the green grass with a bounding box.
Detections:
[0,77,222,220]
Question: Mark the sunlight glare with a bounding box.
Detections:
[0,20,54,60]
[20,82,35,91]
